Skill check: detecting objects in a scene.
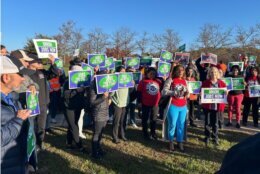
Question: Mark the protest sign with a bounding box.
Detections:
[220,78,233,90]
[140,57,152,66]
[95,74,119,94]
[187,81,202,94]
[126,57,140,69]
[27,124,36,160]
[118,72,134,88]
[87,54,106,67]
[248,55,257,65]
[160,50,173,63]
[201,53,217,65]
[201,88,227,103]
[73,49,80,57]
[174,52,190,65]
[232,78,245,90]
[115,60,122,68]
[68,70,92,89]
[26,91,40,116]
[133,72,142,84]
[100,57,115,71]
[249,85,260,97]
[54,58,63,69]
[81,63,94,75]
[33,39,58,58]
[228,62,244,72]
[157,61,171,77]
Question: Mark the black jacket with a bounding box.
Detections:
[88,81,109,122]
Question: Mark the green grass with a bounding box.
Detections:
[37,123,255,174]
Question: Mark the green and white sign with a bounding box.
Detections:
[96,74,119,94]
[27,124,36,160]
[126,57,140,69]
[228,62,244,72]
[201,88,227,103]
[232,78,245,90]
[68,70,92,89]
[54,58,63,69]
[249,85,260,97]
[26,91,40,116]
[118,72,134,88]
[88,54,106,67]
[187,81,202,94]
[100,57,115,71]
[160,50,173,63]
[157,61,171,77]
[249,55,257,65]
[220,78,233,90]
[33,39,58,58]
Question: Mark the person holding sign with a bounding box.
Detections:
[242,67,260,127]
[186,67,198,127]
[1,56,33,174]
[111,66,130,143]
[88,70,111,159]
[137,67,162,140]
[162,65,189,152]
[226,65,244,128]
[62,65,87,152]
[201,67,227,146]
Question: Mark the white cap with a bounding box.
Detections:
[0,55,34,75]
[0,55,19,74]
[71,65,83,71]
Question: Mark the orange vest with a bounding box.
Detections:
[49,77,61,92]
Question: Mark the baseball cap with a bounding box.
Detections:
[10,50,35,61]
[0,55,35,75]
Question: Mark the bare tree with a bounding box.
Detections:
[55,20,84,58]
[87,28,109,53]
[196,24,233,49]
[150,34,164,54]
[136,31,150,55]
[235,24,260,48]
[111,27,136,56]
[162,29,181,51]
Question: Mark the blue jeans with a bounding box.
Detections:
[167,104,187,142]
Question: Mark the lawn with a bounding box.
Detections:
[37,120,258,174]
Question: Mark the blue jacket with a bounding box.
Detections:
[1,99,28,174]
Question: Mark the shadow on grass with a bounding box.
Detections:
[37,150,85,174]
[42,129,185,174]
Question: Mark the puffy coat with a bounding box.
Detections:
[88,81,110,122]
[1,99,28,174]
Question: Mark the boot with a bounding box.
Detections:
[92,142,102,159]
[178,142,184,152]
[169,141,174,152]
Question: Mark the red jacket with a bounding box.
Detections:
[201,79,226,112]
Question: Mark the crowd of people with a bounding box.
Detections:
[1,44,259,173]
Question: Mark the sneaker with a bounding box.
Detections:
[121,136,128,141]
[131,123,138,128]
[236,123,241,129]
[225,122,232,127]
[51,118,57,124]
[79,134,87,139]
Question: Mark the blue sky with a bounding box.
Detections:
[2,0,260,51]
